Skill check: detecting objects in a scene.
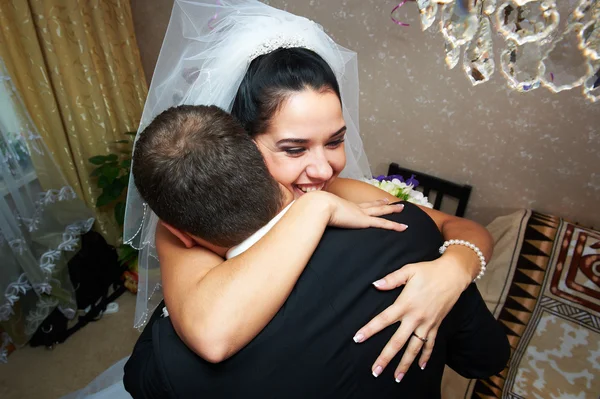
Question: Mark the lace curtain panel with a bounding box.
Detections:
[0,0,147,245]
[0,60,94,363]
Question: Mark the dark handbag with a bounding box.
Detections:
[68,230,123,310]
[29,307,69,348]
[30,231,126,348]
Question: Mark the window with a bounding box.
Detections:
[0,82,37,197]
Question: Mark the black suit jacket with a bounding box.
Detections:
[124,202,509,398]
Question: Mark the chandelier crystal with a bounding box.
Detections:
[396,0,600,102]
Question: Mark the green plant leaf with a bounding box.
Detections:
[119,253,138,268]
[91,167,103,177]
[124,131,137,136]
[118,244,137,259]
[114,201,126,226]
[118,244,137,258]
[91,163,117,181]
[107,180,125,198]
[103,165,120,182]
[118,174,130,187]
[96,181,124,207]
[89,155,108,165]
[117,244,138,267]
[120,159,131,170]
[98,175,110,188]
[96,191,114,207]
[106,154,118,162]
[113,139,130,144]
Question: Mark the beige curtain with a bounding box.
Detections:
[0,0,147,244]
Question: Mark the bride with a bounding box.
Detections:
[64,1,492,397]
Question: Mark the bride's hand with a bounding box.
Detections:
[352,255,471,382]
[316,192,407,232]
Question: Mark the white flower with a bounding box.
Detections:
[390,178,407,188]
[410,190,424,201]
[379,180,400,196]
[366,177,433,208]
[408,190,433,208]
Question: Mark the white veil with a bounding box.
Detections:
[123,0,372,329]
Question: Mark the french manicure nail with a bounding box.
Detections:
[372,279,386,288]
[382,198,390,203]
[353,333,364,343]
[372,365,383,378]
[420,362,427,370]
[396,204,404,209]
[395,372,405,383]
[399,223,408,230]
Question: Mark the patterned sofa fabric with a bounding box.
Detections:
[442,210,600,398]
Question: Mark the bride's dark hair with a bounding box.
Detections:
[231,47,341,137]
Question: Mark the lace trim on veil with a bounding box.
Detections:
[0,186,94,333]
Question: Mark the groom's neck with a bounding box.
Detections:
[197,190,295,257]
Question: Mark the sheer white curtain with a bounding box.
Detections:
[0,58,94,362]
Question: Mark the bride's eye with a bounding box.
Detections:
[326,138,345,149]
[283,147,306,156]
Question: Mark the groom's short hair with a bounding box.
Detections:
[132,105,283,247]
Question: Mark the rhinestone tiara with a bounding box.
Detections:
[248,35,311,62]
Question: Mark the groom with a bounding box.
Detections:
[124,105,509,398]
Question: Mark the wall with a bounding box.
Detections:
[129,0,600,228]
[130,0,174,83]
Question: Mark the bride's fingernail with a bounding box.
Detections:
[399,223,408,230]
[382,198,390,204]
[395,372,405,383]
[372,365,383,377]
[372,279,386,288]
[420,362,427,370]
[353,333,364,343]
[396,203,404,209]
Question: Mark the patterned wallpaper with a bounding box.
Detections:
[130,0,600,229]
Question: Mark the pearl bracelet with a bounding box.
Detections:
[438,239,487,282]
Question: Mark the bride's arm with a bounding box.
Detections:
[158,195,328,363]
[328,178,492,275]
[157,191,404,363]
[327,177,493,377]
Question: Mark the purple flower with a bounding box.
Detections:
[387,174,405,183]
[374,174,405,182]
[372,174,419,188]
[405,174,419,188]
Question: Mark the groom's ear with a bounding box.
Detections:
[160,221,196,249]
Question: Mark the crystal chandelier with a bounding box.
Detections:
[393,0,600,102]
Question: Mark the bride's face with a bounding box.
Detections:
[254,89,347,199]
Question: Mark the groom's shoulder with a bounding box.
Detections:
[326,201,440,239]
[384,201,439,227]
[319,201,442,256]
